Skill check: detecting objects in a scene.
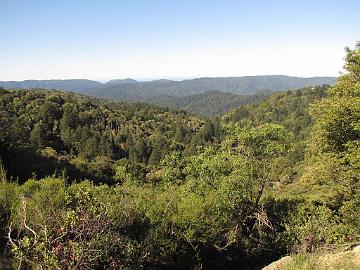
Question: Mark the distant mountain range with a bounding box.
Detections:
[0,79,102,91]
[84,75,336,100]
[0,75,336,116]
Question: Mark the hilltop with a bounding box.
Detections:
[0,75,335,99]
[0,75,336,117]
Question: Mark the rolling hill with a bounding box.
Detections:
[0,79,102,91]
[85,75,336,99]
[1,75,336,99]
[0,76,336,117]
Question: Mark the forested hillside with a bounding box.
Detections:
[0,76,335,118]
[0,43,359,270]
[0,76,335,103]
[138,90,270,116]
[84,75,335,99]
[224,85,329,185]
[0,76,335,99]
[0,89,222,184]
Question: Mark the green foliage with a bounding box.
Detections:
[1,43,359,269]
[309,42,360,156]
[6,179,146,269]
[285,202,347,251]
[1,123,291,268]
[139,90,270,116]
[0,89,207,183]
[224,85,329,185]
[282,42,360,251]
[224,85,327,140]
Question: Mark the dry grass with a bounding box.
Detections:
[263,246,360,270]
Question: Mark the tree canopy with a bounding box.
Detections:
[0,43,359,269]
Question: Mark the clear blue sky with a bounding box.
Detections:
[1,0,359,81]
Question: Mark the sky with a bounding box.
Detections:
[0,0,359,81]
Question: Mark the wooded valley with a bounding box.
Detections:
[0,43,359,269]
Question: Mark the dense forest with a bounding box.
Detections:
[0,43,359,269]
[0,89,225,184]
[137,90,270,116]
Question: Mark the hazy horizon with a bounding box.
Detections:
[1,0,359,81]
[0,74,338,84]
